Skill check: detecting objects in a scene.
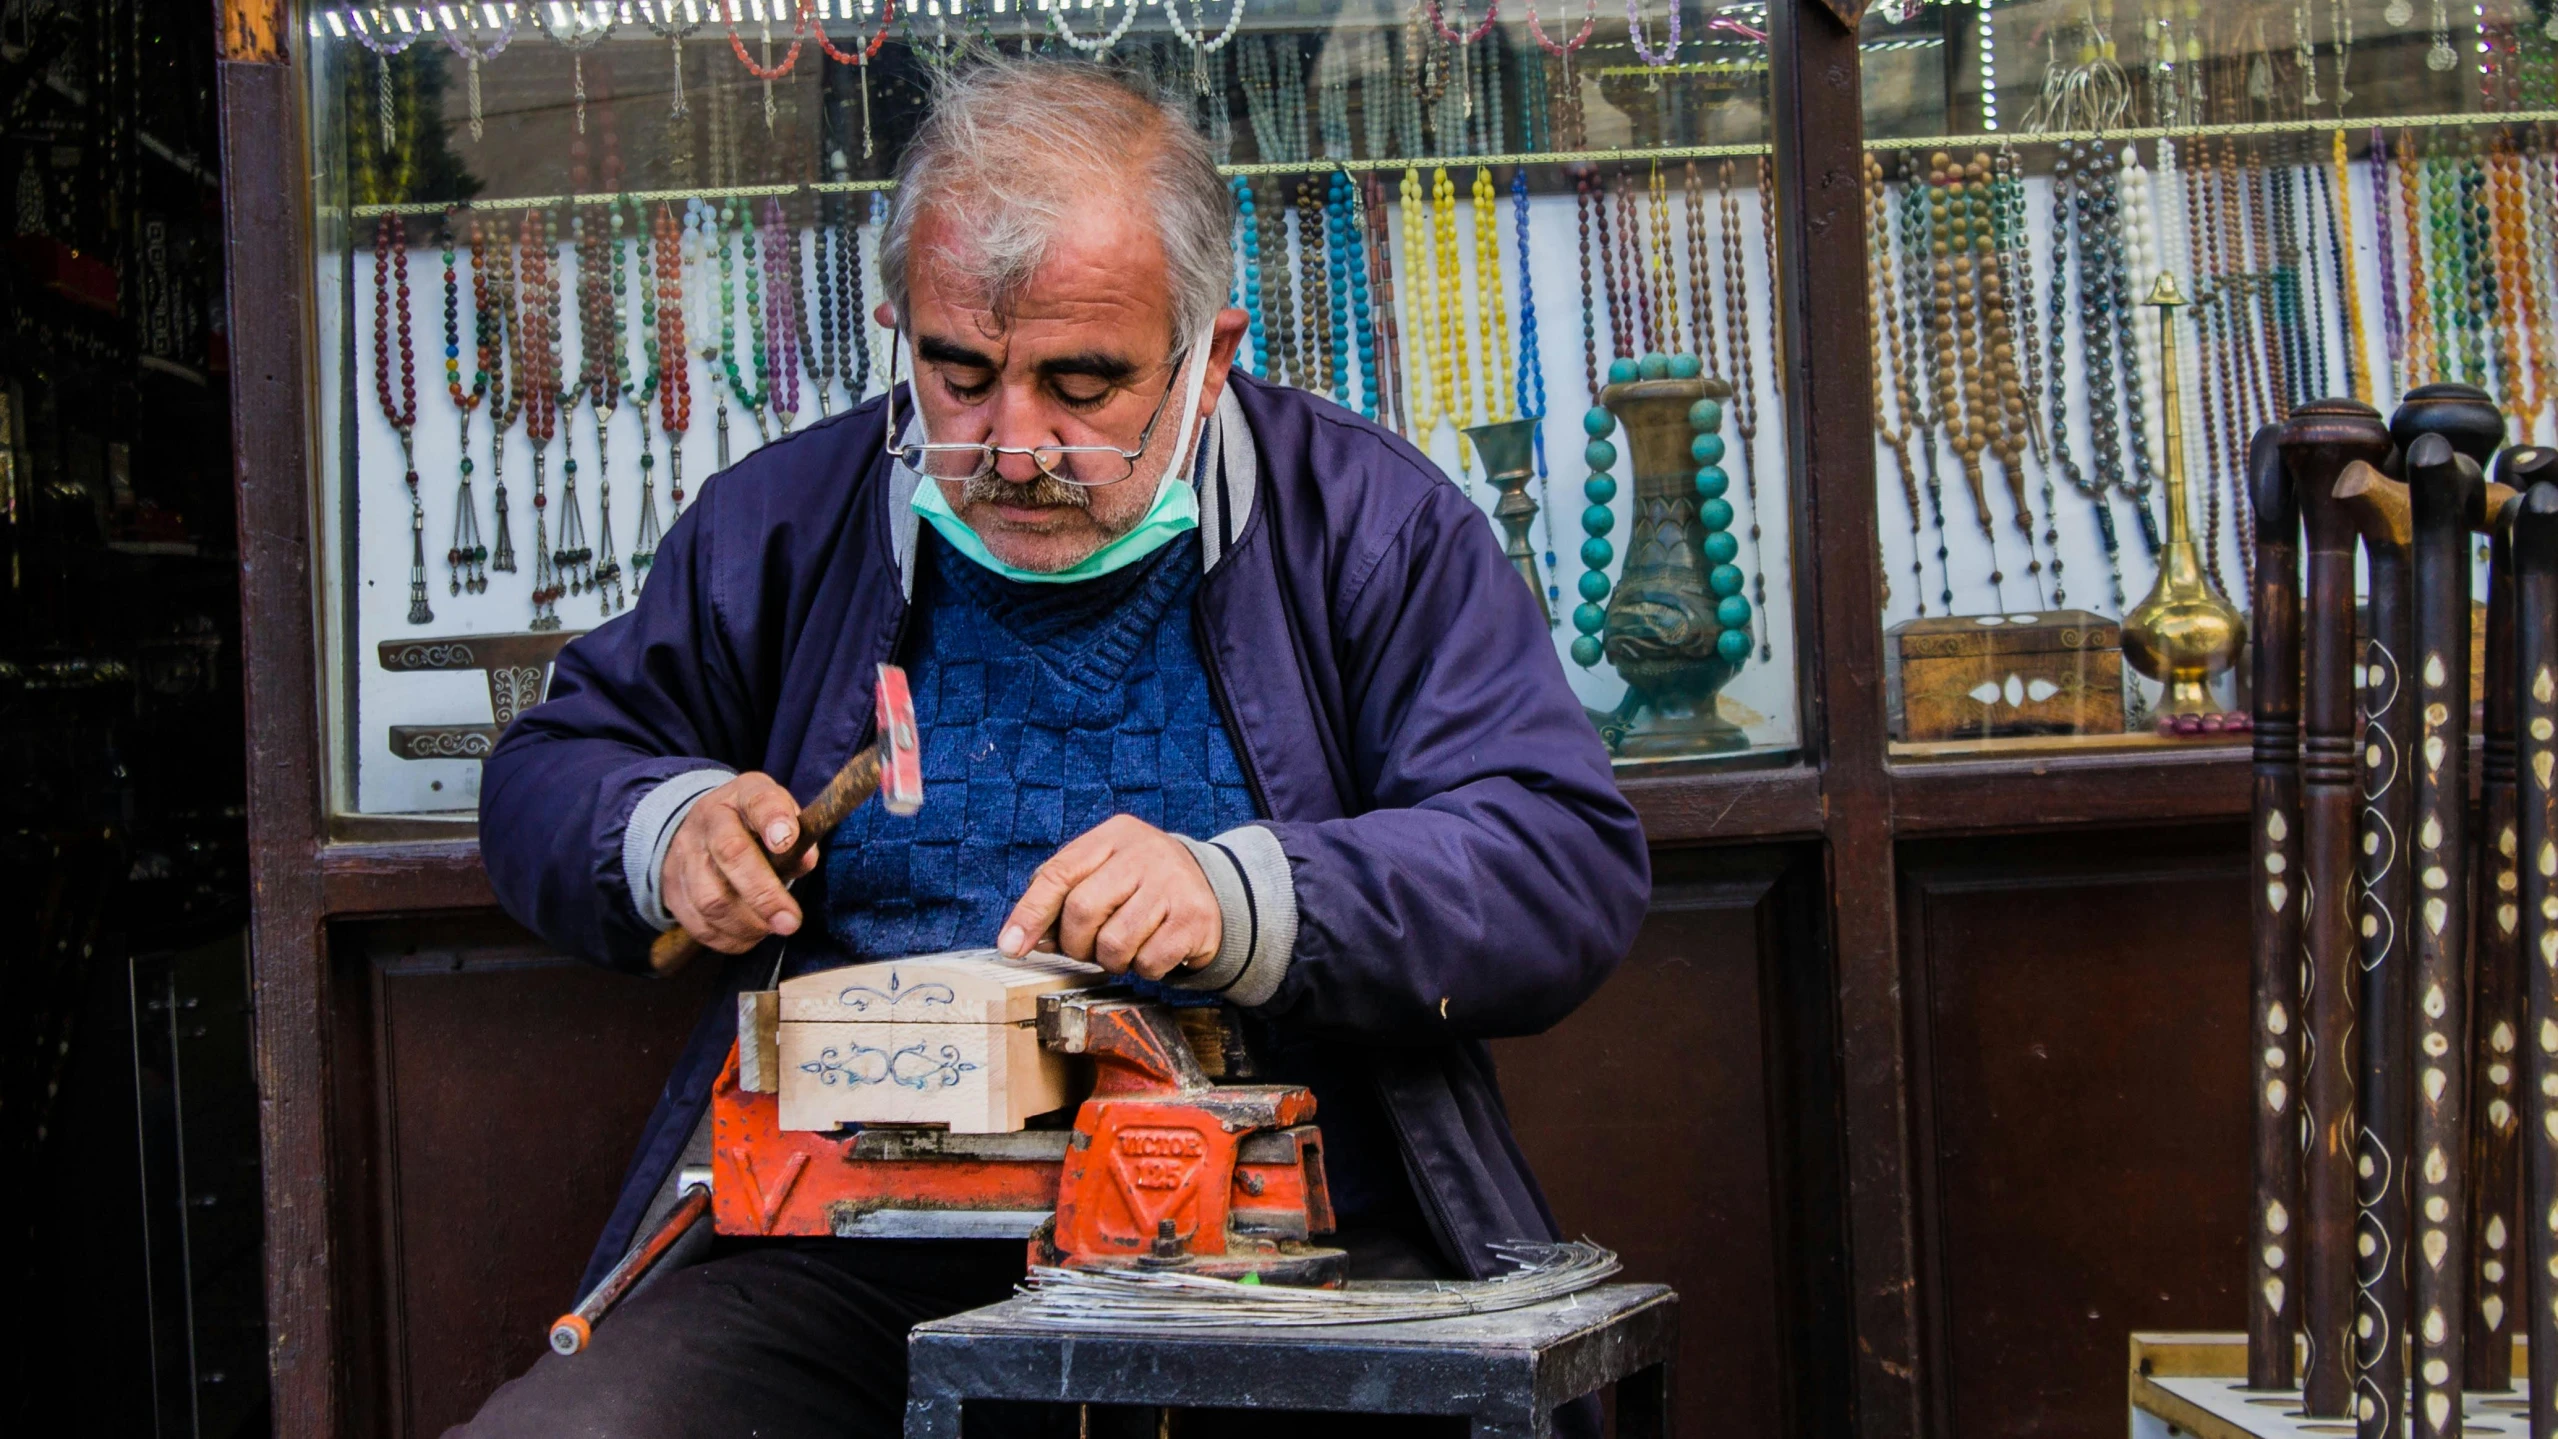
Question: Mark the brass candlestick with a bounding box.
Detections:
[2122,272,2244,717]
[1463,417,1553,627]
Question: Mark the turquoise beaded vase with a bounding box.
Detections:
[1585,373,1750,756]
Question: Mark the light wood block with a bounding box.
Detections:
[777,950,1104,1025]
[778,1018,1069,1134]
[773,951,1106,1134]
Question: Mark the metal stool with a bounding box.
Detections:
[903,1282,1676,1438]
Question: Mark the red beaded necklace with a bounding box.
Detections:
[516,208,565,631]
[372,212,431,625]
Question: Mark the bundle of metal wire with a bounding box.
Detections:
[1007,1240,1622,1329]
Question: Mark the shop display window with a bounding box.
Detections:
[300,0,1809,825]
[1859,0,2552,759]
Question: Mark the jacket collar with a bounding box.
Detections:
[886,383,1258,595]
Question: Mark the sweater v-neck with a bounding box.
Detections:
[922,528,1199,696]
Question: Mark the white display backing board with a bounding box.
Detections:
[329,185,1804,815]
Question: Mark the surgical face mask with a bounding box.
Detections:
[906,324,1216,585]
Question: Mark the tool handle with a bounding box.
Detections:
[548,1185,712,1356]
[645,743,885,975]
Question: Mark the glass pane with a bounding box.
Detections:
[305,0,1805,820]
[1864,0,2551,760]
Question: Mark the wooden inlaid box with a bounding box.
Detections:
[771,950,1106,1135]
[1890,609,2127,742]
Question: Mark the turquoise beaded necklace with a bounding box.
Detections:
[1333,171,1380,420]
[1571,351,1749,670]
[1234,178,1268,376]
[1322,174,1352,407]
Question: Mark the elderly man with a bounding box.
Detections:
[465,57,1647,1439]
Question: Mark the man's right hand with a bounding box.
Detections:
[661,772,817,953]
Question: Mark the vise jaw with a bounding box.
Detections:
[1034,993,1343,1284]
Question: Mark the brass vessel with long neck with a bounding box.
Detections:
[2122,272,2245,717]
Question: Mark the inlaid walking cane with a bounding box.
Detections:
[2467,447,2550,1391]
[2508,478,2558,1439]
[2284,397,2397,1418]
[2249,420,2305,1392]
[2335,457,2414,1439]
[2407,432,2482,1439]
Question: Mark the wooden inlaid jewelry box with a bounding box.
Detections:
[1889,609,2127,741]
[756,950,1108,1135]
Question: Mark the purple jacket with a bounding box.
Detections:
[480,373,1651,1293]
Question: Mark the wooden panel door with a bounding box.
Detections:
[1900,825,2252,1439]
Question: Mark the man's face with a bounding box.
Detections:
[893,204,1247,574]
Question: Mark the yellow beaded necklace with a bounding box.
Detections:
[1431,167,1472,461]
[1398,167,1445,442]
[1471,166,1516,427]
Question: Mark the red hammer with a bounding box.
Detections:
[646,663,924,976]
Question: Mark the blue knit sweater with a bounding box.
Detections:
[822,529,1260,955]
[820,529,1412,1224]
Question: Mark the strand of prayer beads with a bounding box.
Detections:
[483,215,521,577]
[1901,154,1955,615]
[1646,165,1679,348]
[1730,159,1771,652]
[1338,171,1378,420]
[442,214,491,597]
[629,203,669,588]
[1472,167,1514,428]
[516,208,564,630]
[1296,179,1331,394]
[373,211,432,625]
[1399,168,1446,439]
[1431,167,1476,468]
[1260,178,1300,388]
[1866,153,1925,616]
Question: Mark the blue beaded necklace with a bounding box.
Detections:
[1323,175,1352,407]
[1572,351,1749,670]
[1234,177,1269,377]
[1332,171,1380,421]
[1511,170,1556,617]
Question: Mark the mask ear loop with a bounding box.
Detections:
[1153,322,1221,499]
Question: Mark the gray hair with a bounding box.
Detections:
[879,57,1233,356]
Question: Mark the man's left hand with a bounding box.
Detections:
[998,815,1221,980]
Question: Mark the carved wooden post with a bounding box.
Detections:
[2406,434,2480,1439]
[2335,459,2414,1439]
[2248,422,2304,1391]
[2510,479,2558,1439]
[2467,447,2551,1390]
[2284,398,2395,1417]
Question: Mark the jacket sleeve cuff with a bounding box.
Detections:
[1170,824,1298,1009]
[620,766,738,932]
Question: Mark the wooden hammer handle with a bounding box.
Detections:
[645,742,886,975]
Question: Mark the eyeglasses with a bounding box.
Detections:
[884,339,1184,488]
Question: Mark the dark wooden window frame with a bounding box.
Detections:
[213,1,2249,1434]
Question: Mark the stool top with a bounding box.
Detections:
[913,1281,1673,1353]
[905,1283,1677,1423]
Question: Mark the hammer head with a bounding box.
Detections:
[873,664,923,816]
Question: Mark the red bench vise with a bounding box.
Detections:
[551,993,1339,1355]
